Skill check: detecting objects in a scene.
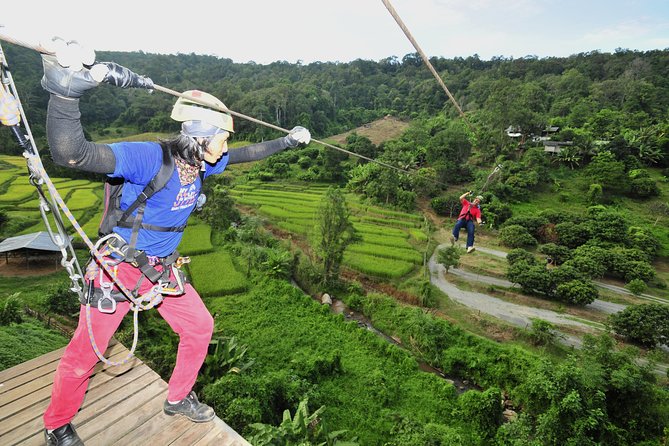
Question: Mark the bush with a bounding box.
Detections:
[555,279,598,305]
[623,260,656,283]
[506,248,538,266]
[555,222,591,248]
[481,199,512,228]
[586,183,603,204]
[503,215,548,239]
[0,294,23,325]
[507,263,551,296]
[44,282,80,317]
[626,279,647,295]
[562,256,606,279]
[538,243,571,265]
[528,319,562,346]
[437,246,460,273]
[499,225,537,248]
[609,304,669,347]
[455,387,504,440]
[627,226,660,259]
[628,169,660,198]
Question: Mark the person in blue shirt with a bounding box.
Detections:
[39,40,311,446]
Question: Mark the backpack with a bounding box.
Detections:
[98,144,176,246]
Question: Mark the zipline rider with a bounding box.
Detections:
[450,191,484,253]
[39,39,311,446]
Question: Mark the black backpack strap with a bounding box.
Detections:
[120,145,175,222]
[123,145,175,261]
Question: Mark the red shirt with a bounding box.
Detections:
[457,199,481,221]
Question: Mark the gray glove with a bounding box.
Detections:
[284,126,311,148]
[41,54,99,98]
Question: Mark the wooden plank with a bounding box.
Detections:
[0,341,251,446]
[85,393,166,445]
[170,419,218,445]
[5,359,153,446]
[0,358,61,395]
[0,363,151,438]
[17,371,162,446]
[79,380,167,445]
[0,337,124,394]
[0,342,129,409]
[192,418,252,446]
[0,339,118,384]
[110,409,194,446]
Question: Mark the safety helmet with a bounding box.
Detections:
[475,195,484,202]
[171,90,234,136]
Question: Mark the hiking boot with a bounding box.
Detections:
[467,246,476,254]
[450,235,457,246]
[163,391,215,422]
[45,423,84,446]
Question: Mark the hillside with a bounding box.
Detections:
[327,115,410,146]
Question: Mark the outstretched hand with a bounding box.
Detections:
[285,126,311,147]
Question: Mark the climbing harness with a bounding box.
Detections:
[0,41,184,366]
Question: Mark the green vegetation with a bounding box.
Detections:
[179,222,214,255]
[187,250,248,296]
[1,45,669,445]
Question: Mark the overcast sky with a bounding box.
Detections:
[2,0,669,64]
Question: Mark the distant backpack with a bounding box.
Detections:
[98,144,176,239]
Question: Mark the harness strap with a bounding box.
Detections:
[116,220,186,232]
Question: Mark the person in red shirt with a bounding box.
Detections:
[450,191,483,253]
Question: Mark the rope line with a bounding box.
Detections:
[380,0,476,135]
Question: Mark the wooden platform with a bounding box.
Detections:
[0,341,251,445]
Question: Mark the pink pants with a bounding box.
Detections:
[43,260,214,430]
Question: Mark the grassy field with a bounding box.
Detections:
[229,181,428,279]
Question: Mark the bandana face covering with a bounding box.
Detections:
[175,157,201,186]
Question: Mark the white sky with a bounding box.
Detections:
[2,0,669,64]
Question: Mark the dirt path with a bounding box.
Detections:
[431,243,669,372]
[446,266,626,315]
[429,247,591,347]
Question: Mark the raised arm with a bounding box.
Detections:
[47,95,116,173]
[41,38,154,174]
[459,191,471,201]
[227,126,311,165]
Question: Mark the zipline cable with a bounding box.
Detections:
[380,0,476,135]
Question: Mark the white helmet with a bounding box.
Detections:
[171,90,234,136]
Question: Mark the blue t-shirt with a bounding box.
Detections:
[109,141,229,257]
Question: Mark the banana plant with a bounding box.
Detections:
[200,335,254,386]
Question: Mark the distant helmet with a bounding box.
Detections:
[171,90,234,136]
[475,195,484,202]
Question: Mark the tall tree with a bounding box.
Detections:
[315,187,356,286]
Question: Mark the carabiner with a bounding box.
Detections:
[97,282,117,314]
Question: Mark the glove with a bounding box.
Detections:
[0,89,21,126]
[41,54,99,98]
[90,62,154,90]
[40,37,98,98]
[284,126,311,148]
